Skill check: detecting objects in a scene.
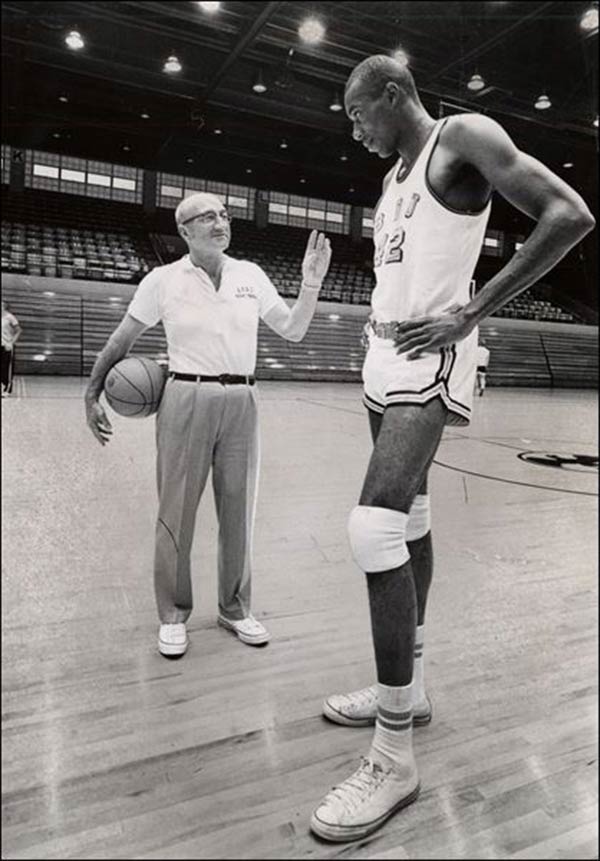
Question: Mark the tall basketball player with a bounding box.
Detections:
[310,54,595,842]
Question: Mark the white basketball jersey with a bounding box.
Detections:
[370,118,491,323]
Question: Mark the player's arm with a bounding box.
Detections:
[262,230,332,342]
[394,115,595,357]
[456,115,595,325]
[84,313,148,445]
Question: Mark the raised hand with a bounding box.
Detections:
[302,230,332,288]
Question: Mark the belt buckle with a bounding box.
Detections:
[218,374,230,385]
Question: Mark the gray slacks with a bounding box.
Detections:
[154,378,259,623]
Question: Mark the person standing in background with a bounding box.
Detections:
[1,301,22,397]
[476,338,491,395]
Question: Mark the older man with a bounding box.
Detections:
[309,54,595,842]
[85,192,331,657]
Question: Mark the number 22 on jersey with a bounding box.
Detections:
[374,228,406,268]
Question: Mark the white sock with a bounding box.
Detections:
[413,625,426,706]
[370,682,414,769]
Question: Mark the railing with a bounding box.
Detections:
[1,285,597,387]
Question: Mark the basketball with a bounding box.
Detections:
[103,357,167,417]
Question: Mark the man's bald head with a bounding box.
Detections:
[175,192,224,227]
[345,54,419,104]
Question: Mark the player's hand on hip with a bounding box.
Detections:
[393,304,473,359]
[86,399,113,446]
[302,230,332,288]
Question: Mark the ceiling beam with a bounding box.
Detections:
[199,1,283,101]
[424,0,557,86]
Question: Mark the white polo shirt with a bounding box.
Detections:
[128,254,288,375]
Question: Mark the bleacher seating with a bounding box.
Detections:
[0,188,590,325]
[1,188,157,283]
[492,288,579,324]
[3,283,596,387]
[151,213,376,305]
[256,313,367,381]
[1,286,167,376]
[153,213,581,321]
[82,297,167,375]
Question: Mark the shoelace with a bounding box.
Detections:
[327,757,390,815]
[234,614,266,634]
[340,685,377,712]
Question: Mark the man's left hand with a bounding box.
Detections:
[302,230,332,287]
[393,304,475,359]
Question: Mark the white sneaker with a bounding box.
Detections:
[310,755,420,842]
[158,623,188,657]
[323,685,432,727]
[217,613,270,645]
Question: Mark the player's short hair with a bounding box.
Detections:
[345,54,419,103]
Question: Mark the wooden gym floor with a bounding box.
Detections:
[1,379,598,860]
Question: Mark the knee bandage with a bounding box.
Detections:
[406,494,431,542]
[347,506,410,573]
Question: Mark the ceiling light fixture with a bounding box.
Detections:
[140,112,150,119]
[65,30,85,50]
[214,128,222,135]
[279,139,288,149]
[122,144,131,151]
[300,178,306,183]
[340,153,348,161]
[535,92,551,110]
[59,95,69,103]
[52,132,61,139]
[252,70,267,93]
[298,17,325,44]
[594,115,599,128]
[580,4,599,32]
[163,55,182,74]
[186,157,194,163]
[245,168,253,174]
[197,1,221,11]
[329,92,343,112]
[391,48,409,67]
[563,162,574,168]
[467,72,485,92]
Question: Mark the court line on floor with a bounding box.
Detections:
[295,397,597,496]
[293,396,365,416]
[432,459,597,497]
[443,433,597,452]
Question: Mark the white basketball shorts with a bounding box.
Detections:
[362,327,478,426]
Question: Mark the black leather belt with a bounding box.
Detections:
[169,372,255,385]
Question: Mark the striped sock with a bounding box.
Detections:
[370,682,414,769]
[413,625,426,706]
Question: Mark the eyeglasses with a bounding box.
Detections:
[179,209,233,227]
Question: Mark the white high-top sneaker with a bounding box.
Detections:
[158,623,188,657]
[310,755,420,842]
[323,685,432,727]
[217,613,270,645]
